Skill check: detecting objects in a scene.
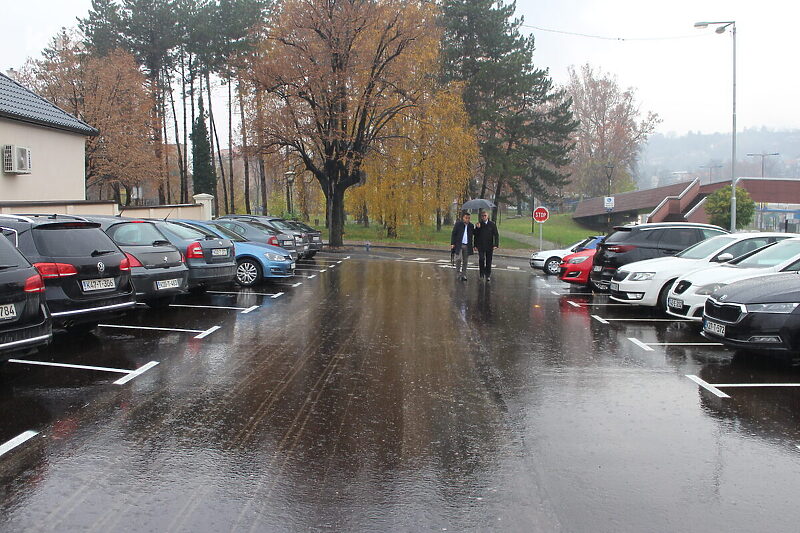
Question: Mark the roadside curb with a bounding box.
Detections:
[322,241,531,259]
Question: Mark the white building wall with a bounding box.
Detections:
[0,118,86,201]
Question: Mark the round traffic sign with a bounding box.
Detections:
[533,206,550,223]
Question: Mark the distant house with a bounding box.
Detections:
[0,71,98,202]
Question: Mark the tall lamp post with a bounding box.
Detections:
[746,152,780,178]
[695,20,736,230]
[604,163,614,228]
[284,171,295,215]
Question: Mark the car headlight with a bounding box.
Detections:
[264,252,285,261]
[629,272,655,281]
[746,302,800,314]
[568,256,589,264]
[531,253,539,259]
[696,283,727,296]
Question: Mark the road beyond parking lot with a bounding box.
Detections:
[0,250,799,531]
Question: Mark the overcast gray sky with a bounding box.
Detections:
[2,0,798,136]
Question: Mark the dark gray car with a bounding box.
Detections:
[218,215,311,258]
[213,218,299,261]
[284,220,323,257]
[81,216,189,308]
[147,220,236,292]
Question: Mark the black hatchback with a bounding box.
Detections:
[0,214,135,332]
[81,216,189,308]
[591,223,727,290]
[0,228,51,357]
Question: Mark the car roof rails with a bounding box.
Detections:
[0,213,35,223]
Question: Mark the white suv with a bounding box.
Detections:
[666,237,800,321]
[609,232,791,310]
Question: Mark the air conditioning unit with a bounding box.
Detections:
[2,145,32,174]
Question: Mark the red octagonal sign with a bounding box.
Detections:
[533,206,550,223]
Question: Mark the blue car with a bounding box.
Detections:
[175,220,295,287]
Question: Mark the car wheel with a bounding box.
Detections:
[145,296,175,309]
[657,279,677,312]
[236,258,262,287]
[544,257,561,275]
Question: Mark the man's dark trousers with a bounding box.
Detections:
[478,248,493,278]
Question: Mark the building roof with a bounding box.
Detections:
[0,72,98,136]
[573,181,692,219]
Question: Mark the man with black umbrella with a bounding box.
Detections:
[450,211,475,281]
[474,210,499,281]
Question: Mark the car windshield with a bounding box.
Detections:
[246,221,279,235]
[0,235,25,268]
[570,238,591,250]
[204,223,246,242]
[675,236,736,259]
[106,222,168,246]
[734,240,800,268]
[161,221,208,240]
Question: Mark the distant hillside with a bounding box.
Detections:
[637,128,800,189]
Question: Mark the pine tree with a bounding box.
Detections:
[440,0,577,217]
[79,0,123,56]
[191,97,217,197]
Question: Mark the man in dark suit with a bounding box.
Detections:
[450,211,475,281]
[474,210,499,281]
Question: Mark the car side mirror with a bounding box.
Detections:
[716,252,734,262]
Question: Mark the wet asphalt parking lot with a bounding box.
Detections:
[0,249,799,531]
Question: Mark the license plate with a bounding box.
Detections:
[704,320,726,337]
[610,282,619,292]
[156,278,180,290]
[0,303,17,321]
[290,262,296,269]
[212,248,228,256]
[592,265,602,272]
[81,278,115,292]
[667,298,683,310]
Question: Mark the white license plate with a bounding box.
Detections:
[290,262,296,269]
[156,278,180,290]
[212,248,228,257]
[610,282,619,292]
[592,265,602,272]
[704,320,726,337]
[667,298,683,310]
[0,303,17,321]
[81,278,115,292]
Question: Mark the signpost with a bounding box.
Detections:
[604,196,615,211]
[533,206,549,251]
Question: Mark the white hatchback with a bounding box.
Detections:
[609,232,791,309]
[665,237,800,321]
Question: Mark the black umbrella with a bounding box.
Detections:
[461,199,495,211]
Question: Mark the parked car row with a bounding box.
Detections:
[541,221,800,364]
[0,212,318,360]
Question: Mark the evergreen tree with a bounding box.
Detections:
[78,0,123,56]
[191,97,217,196]
[440,0,577,217]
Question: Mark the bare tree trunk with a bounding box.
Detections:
[180,50,189,202]
[204,73,221,216]
[255,86,267,214]
[228,76,235,213]
[238,80,251,214]
[161,78,171,204]
[491,177,503,221]
[167,74,186,202]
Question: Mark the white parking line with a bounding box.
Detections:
[0,431,38,459]
[292,282,302,287]
[629,338,723,351]
[686,375,730,398]
[241,305,259,314]
[436,259,450,263]
[712,382,800,388]
[207,290,280,297]
[195,325,221,339]
[601,318,694,322]
[507,266,520,270]
[8,358,158,385]
[271,292,284,299]
[413,257,430,261]
[308,274,317,279]
[169,304,246,311]
[113,361,160,385]
[591,315,610,324]
[628,338,653,351]
[567,302,636,307]
[98,324,207,335]
[293,268,327,272]
[568,301,581,308]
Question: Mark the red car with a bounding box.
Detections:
[559,248,597,289]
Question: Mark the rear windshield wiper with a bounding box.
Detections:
[152,240,171,246]
[90,249,116,257]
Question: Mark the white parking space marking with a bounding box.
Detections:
[711,383,800,388]
[567,302,635,307]
[591,315,610,324]
[686,375,731,398]
[207,290,281,297]
[113,361,160,385]
[507,266,520,270]
[241,305,259,314]
[413,257,430,261]
[628,338,654,351]
[600,318,694,322]
[437,259,450,263]
[292,282,302,287]
[271,292,284,299]
[98,324,209,335]
[293,268,327,272]
[6,358,158,384]
[308,274,317,279]
[0,431,38,459]
[169,304,246,311]
[194,325,222,339]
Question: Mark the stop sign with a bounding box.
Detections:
[533,206,550,223]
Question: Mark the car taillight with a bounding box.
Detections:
[186,241,204,259]
[120,256,132,271]
[23,273,46,293]
[268,236,279,246]
[33,262,78,278]
[606,245,636,253]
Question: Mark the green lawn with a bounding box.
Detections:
[315,222,532,250]
[499,213,595,247]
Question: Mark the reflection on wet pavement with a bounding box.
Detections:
[0,252,798,531]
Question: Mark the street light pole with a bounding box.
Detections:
[284,171,296,214]
[695,20,736,230]
[746,152,780,177]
